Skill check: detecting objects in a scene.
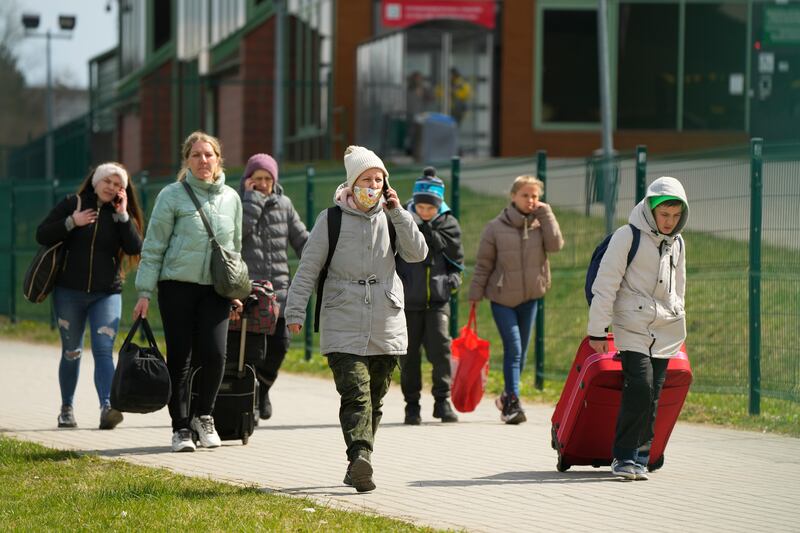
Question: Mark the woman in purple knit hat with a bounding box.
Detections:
[239,153,308,420]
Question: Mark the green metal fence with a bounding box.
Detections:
[1,143,798,410]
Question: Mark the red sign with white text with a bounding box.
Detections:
[382,0,496,30]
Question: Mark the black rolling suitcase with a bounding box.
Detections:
[189,310,261,445]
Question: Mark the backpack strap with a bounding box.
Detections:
[387,216,396,254]
[314,206,342,332]
[626,223,640,267]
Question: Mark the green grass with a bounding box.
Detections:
[0,437,441,532]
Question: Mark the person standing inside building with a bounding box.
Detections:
[36,162,143,430]
[469,175,563,424]
[449,68,472,126]
[396,166,464,425]
[284,145,427,492]
[134,131,244,453]
[239,153,308,420]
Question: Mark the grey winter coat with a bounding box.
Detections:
[284,183,428,356]
[239,182,308,316]
[588,177,689,358]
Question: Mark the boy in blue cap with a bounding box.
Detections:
[397,167,465,424]
[587,176,689,481]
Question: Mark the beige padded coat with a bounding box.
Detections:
[468,204,564,308]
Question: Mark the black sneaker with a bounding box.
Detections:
[99,405,124,430]
[501,393,527,425]
[432,399,458,423]
[404,402,421,425]
[57,405,77,428]
[259,386,272,420]
[347,457,376,493]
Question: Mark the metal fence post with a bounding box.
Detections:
[635,145,647,203]
[749,138,763,416]
[9,180,16,323]
[304,165,315,360]
[534,150,547,390]
[449,156,460,339]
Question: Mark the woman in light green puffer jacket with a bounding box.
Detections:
[133,131,242,454]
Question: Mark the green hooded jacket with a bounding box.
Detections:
[135,171,242,299]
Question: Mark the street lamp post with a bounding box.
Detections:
[22,13,76,181]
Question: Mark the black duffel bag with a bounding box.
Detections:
[111,317,171,413]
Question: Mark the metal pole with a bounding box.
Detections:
[449,156,460,339]
[45,29,54,181]
[304,165,315,360]
[748,138,763,416]
[635,145,647,204]
[9,181,16,323]
[597,0,615,235]
[534,150,547,390]
[273,0,285,163]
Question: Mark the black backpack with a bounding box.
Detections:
[313,206,396,332]
[585,224,641,306]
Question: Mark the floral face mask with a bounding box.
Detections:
[353,186,382,209]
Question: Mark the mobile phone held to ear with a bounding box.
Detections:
[113,194,122,207]
[382,181,390,199]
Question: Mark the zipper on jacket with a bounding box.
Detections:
[86,208,100,292]
[425,265,431,308]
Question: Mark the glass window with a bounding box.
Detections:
[154,0,173,51]
[541,9,599,124]
[617,3,679,129]
[683,3,747,130]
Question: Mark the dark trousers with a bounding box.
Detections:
[613,350,669,462]
[158,280,230,431]
[400,306,452,404]
[255,317,290,390]
[327,353,397,462]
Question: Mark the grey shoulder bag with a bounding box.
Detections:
[182,181,251,300]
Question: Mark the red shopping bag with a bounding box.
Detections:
[450,303,490,413]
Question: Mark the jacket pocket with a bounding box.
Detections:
[323,287,346,309]
[384,289,403,309]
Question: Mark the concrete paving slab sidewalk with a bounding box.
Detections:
[1,339,798,532]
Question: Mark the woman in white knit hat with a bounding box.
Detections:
[36,162,144,430]
[284,145,428,492]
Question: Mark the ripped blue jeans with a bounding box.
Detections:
[53,287,122,408]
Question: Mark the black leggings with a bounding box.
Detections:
[158,280,230,431]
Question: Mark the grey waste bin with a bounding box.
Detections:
[416,112,458,164]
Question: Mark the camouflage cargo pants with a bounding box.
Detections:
[327,353,398,462]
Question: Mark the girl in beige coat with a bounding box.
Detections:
[469,176,563,423]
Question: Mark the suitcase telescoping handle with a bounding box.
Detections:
[238,316,247,377]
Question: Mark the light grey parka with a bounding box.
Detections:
[284,183,428,356]
[587,176,689,358]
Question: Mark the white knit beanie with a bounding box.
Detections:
[344,145,388,188]
[92,163,129,189]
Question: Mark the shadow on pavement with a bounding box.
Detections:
[410,469,613,486]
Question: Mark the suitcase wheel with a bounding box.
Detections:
[648,455,664,472]
[556,453,570,472]
[241,433,249,445]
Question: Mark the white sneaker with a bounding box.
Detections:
[190,415,222,448]
[171,429,196,452]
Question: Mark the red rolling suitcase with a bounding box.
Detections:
[550,334,692,472]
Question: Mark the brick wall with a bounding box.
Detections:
[140,61,174,176]
[241,18,276,160]
[217,74,245,168]
[333,0,373,156]
[118,111,141,174]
